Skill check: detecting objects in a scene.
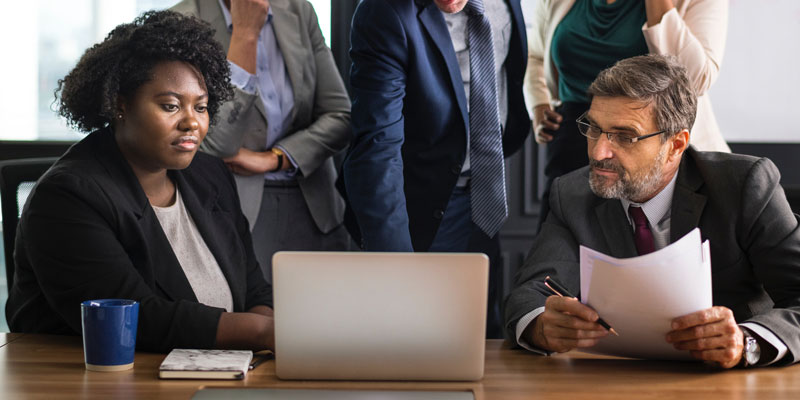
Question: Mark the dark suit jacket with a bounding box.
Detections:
[6,129,272,353]
[342,0,531,251]
[505,148,800,364]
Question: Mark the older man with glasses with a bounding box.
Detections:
[505,54,800,368]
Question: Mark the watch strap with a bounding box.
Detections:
[270,148,284,172]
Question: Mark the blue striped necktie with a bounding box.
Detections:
[466,0,507,238]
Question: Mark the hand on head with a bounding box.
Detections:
[229,0,270,38]
[226,0,269,75]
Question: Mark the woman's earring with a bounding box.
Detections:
[117,113,124,120]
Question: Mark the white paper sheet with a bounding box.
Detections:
[578,228,712,360]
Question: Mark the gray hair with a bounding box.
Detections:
[587,54,697,141]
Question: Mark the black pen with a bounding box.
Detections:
[544,276,619,336]
[248,353,274,370]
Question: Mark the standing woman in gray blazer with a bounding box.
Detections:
[172,0,352,282]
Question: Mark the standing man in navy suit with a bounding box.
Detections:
[343,0,530,337]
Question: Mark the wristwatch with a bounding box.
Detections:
[739,327,761,367]
[270,148,285,172]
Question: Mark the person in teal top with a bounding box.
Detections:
[552,0,649,104]
[527,0,730,232]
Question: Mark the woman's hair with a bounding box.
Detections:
[56,10,233,132]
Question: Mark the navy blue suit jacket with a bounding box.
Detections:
[343,0,530,251]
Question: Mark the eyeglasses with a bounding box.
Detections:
[576,111,667,148]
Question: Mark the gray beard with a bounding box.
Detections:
[589,147,667,202]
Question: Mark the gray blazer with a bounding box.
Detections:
[505,148,800,365]
[172,0,351,233]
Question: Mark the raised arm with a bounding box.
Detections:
[271,1,351,177]
[199,0,269,158]
[642,0,728,95]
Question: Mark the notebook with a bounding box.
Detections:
[159,349,253,380]
[272,251,488,381]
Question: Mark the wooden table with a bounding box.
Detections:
[1,334,799,399]
[0,332,23,348]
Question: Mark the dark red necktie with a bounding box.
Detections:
[628,206,655,255]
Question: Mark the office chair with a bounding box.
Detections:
[785,184,800,215]
[0,157,57,290]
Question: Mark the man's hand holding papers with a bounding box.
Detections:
[667,306,744,368]
[528,228,749,367]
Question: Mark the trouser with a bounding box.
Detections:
[429,184,504,339]
[250,180,352,284]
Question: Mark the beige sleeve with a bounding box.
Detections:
[523,0,554,115]
[641,0,728,96]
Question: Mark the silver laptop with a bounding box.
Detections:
[272,252,488,381]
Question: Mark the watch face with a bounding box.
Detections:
[744,336,761,366]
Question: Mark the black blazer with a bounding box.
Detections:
[6,129,272,353]
[505,148,800,364]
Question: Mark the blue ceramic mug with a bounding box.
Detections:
[80,299,139,371]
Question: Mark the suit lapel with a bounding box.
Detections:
[197,0,231,54]
[271,1,303,125]
[595,199,638,258]
[143,210,200,303]
[506,0,527,69]
[417,1,469,131]
[92,129,149,218]
[593,149,707,255]
[93,130,199,303]
[171,169,246,311]
[670,149,707,242]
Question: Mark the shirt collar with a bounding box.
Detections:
[217,0,272,33]
[621,169,679,228]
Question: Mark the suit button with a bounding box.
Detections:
[433,209,444,219]
[451,164,461,174]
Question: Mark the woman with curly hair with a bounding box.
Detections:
[6,10,275,352]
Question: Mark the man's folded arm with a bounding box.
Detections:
[200,61,262,158]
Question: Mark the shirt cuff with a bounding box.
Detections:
[740,322,789,366]
[227,60,258,94]
[273,144,299,177]
[514,307,552,355]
